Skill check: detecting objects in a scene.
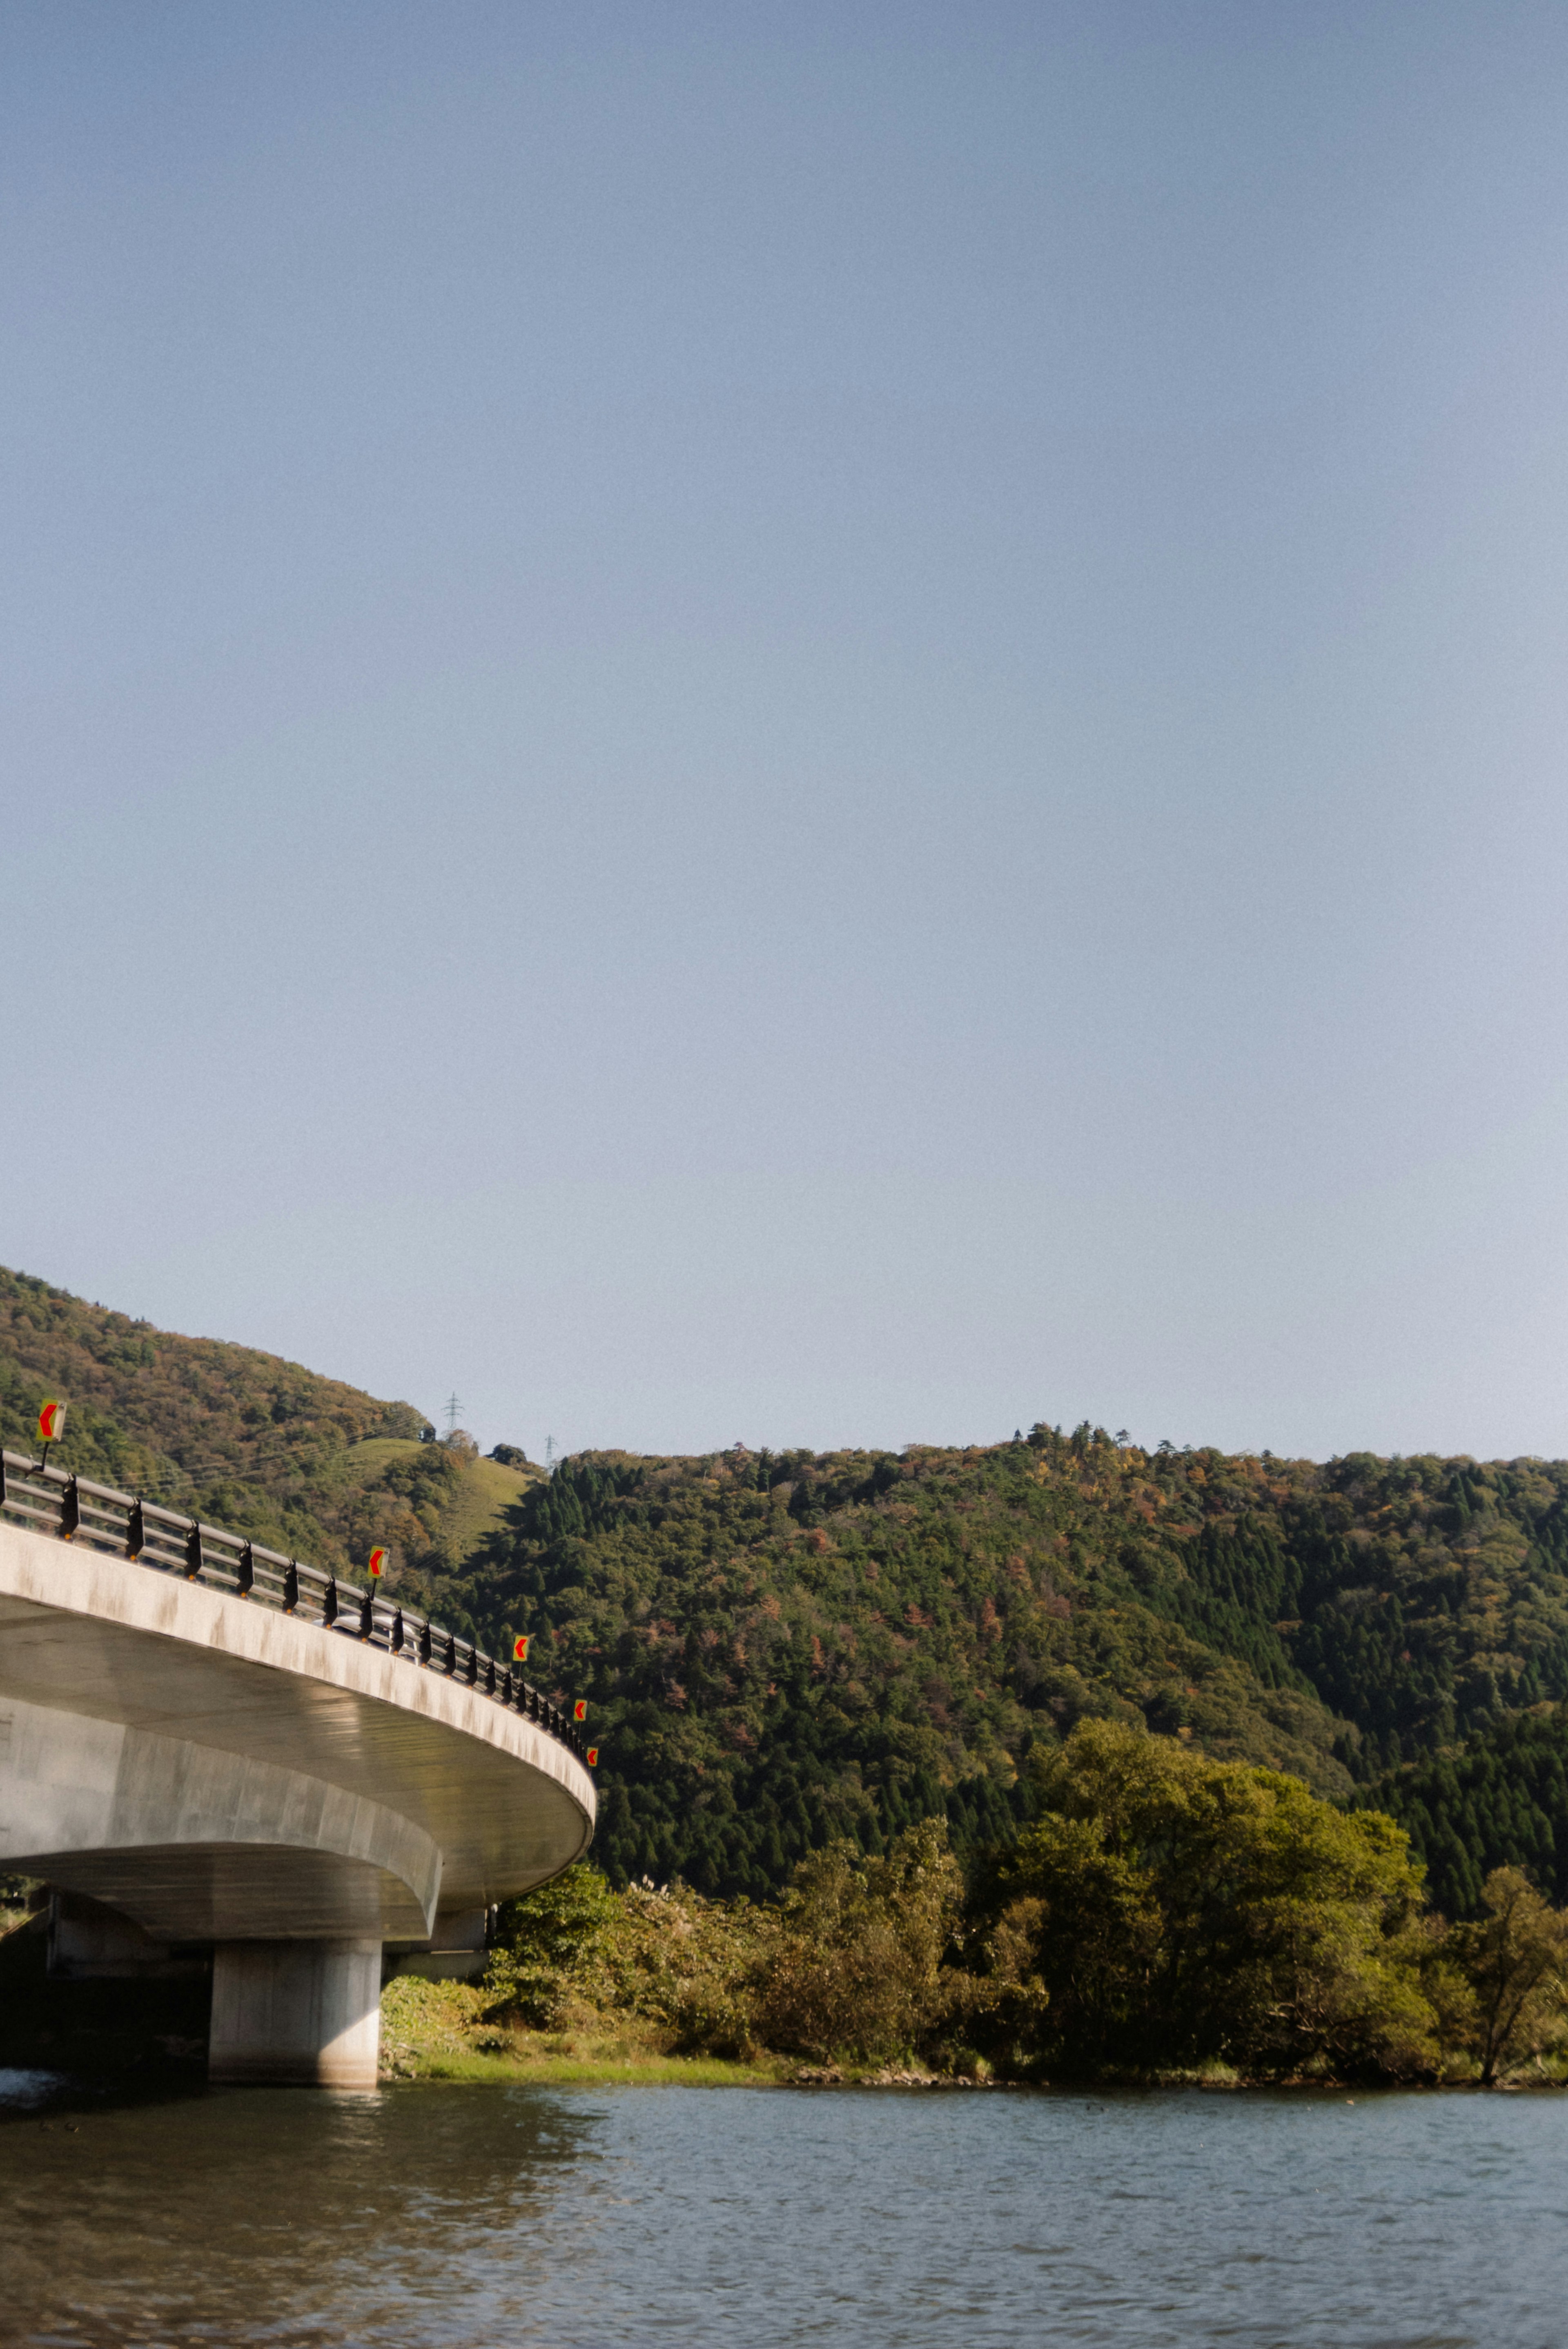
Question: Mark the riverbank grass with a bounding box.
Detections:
[379,1977,786,2087]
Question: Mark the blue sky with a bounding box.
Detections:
[4,2,1568,1460]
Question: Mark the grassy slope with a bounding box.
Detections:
[380,1978,782,2086]
[325,1440,541,1561]
[0,1264,530,1584]
[434,1452,543,1561]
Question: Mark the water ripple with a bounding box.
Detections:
[0,2084,1562,2347]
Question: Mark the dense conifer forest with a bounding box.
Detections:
[1364,1712,1568,1917]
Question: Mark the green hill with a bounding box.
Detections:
[0,1265,539,1585]
[451,1431,1568,1899]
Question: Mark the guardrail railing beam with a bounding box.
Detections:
[0,1448,586,1763]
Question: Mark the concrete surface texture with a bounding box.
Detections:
[0,1515,595,2079]
[209,1938,385,2088]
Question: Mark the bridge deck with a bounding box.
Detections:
[0,1515,594,1943]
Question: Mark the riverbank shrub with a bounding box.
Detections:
[486,1823,974,2065]
[483,1725,1568,2084]
[486,1864,777,2053]
[750,1821,966,2063]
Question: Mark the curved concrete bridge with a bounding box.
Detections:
[0,1452,595,2086]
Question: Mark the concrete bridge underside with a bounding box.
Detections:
[0,1518,595,2086]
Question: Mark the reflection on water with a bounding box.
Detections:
[0,2079,1562,2347]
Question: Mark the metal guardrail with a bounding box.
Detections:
[0,1448,588,1765]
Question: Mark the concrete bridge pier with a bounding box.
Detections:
[209,1940,384,2089]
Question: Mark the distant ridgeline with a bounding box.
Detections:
[7,1259,1568,1918]
[455,1435,1568,1908]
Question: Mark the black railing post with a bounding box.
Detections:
[185,1520,203,1579]
[283,1560,299,1612]
[126,1498,145,1560]
[391,1608,404,1655]
[419,1621,432,1667]
[237,1541,254,1598]
[322,1576,338,1627]
[60,1478,80,1543]
[358,1587,374,1640]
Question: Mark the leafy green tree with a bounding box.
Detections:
[976,1720,1436,2080]
[751,1820,966,2064]
[486,1862,623,2027]
[1448,1866,1568,2085]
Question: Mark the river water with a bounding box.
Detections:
[0,2073,1562,2347]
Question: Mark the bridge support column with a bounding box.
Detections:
[209,1939,382,2088]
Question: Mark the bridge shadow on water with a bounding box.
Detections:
[0,1906,213,2115]
[0,2077,606,2348]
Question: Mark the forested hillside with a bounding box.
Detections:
[1365,1711,1568,1917]
[456,1430,1568,1900]
[0,1265,537,1582]
[9,1262,1568,1917]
